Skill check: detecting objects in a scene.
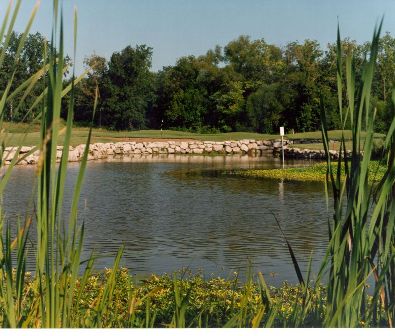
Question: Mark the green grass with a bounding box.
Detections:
[2,122,385,147]
[289,138,384,151]
[288,130,384,140]
[2,126,275,146]
[289,142,348,151]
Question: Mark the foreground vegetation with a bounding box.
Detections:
[2,267,389,327]
[0,0,394,329]
[0,269,354,328]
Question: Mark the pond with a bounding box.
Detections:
[3,154,329,286]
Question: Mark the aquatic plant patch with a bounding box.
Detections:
[224,162,386,183]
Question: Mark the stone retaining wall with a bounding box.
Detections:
[282,147,351,160]
[2,139,278,165]
[2,138,345,165]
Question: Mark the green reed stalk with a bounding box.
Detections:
[0,0,122,328]
[0,0,39,327]
[320,20,395,327]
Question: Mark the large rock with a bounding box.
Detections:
[123,143,132,153]
[213,144,223,152]
[257,145,270,150]
[20,146,32,153]
[192,148,203,154]
[69,150,79,162]
[272,141,284,148]
[240,144,249,152]
[25,154,37,164]
[225,146,233,154]
[248,142,258,150]
[135,143,144,149]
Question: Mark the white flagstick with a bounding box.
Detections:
[280,126,285,168]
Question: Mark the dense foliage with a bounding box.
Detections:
[72,34,395,133]
[0,31,73,123]
[4,268,387,328]
[0,268,330,328]
[4,32,395,133]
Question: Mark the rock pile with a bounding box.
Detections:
[284,147,352,160]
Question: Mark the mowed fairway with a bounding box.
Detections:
[2,122,385,147]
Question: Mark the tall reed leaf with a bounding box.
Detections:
[320,19,395,327]
[0,0,123,328]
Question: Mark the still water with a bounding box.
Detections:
[4,155,329,285]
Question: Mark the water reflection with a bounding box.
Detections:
[278,180,284,204]
[3,154,327,285]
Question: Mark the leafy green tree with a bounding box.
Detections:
[377,33,395,101]
[322,39,371,130]
[211,80,244,131]
[0,31,49,121]
[282,40,324,131]
[153,56,201,129]
[247,83,282,133]
[72,54,108,125]
[153,53,222,130]
[166,88,205,129]
[224,35,284,85]
[101,45,154,130]
[221,36,286,131]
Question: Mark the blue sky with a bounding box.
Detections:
[3,0,395,74]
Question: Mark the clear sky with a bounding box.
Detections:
[3,0,395,74]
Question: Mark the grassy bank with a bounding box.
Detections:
[3,121,384,147]
[224,162,387,183]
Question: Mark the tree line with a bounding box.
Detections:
[3,31,395,133]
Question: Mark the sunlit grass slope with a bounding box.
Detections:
[2,121,385,147]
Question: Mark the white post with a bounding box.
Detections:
[280,126,285,169]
